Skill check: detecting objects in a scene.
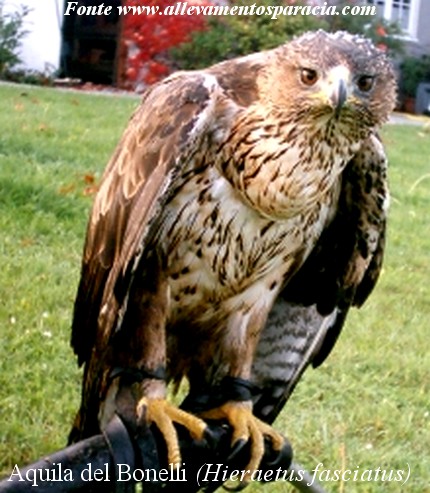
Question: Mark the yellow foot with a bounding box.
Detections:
[201,401,284,483]
[137,397,207,468]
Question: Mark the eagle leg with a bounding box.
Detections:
[201,400,284,484]
[109,257,208,467]
[137,397,207,468]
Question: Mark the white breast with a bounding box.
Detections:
[156,166,339,326]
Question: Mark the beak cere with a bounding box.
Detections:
[332,78,348,117]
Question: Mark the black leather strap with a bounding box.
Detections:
[110,366,166,385]
[181,376,262,413]
[220,376,260,402]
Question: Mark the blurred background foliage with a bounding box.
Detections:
[0,0,30,76]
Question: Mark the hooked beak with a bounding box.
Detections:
[309,66,351,118]
[332,78,348,118]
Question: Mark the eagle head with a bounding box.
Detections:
[266,30,397,130]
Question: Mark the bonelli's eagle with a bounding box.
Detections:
[69,30,396,479]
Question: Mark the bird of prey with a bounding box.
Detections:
[69,30,396,480]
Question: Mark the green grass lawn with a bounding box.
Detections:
[0,83,429,492]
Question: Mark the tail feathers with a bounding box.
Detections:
[251,299,343,424]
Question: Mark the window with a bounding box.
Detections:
[367,0,386,18]
[392,0,411,30]
[367,0,420,38]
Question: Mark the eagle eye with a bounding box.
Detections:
[300,68,318,86]
[357,75,374,92]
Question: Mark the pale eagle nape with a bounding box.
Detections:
[69,30,396,480]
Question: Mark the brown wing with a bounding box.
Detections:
[252,132,389,423]
[71,72,227,367]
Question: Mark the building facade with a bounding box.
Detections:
[2,0,65,74]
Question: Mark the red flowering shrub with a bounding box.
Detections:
[121,0,211,88]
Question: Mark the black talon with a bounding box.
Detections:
[226,438,249,464]
[203,425,221,450]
